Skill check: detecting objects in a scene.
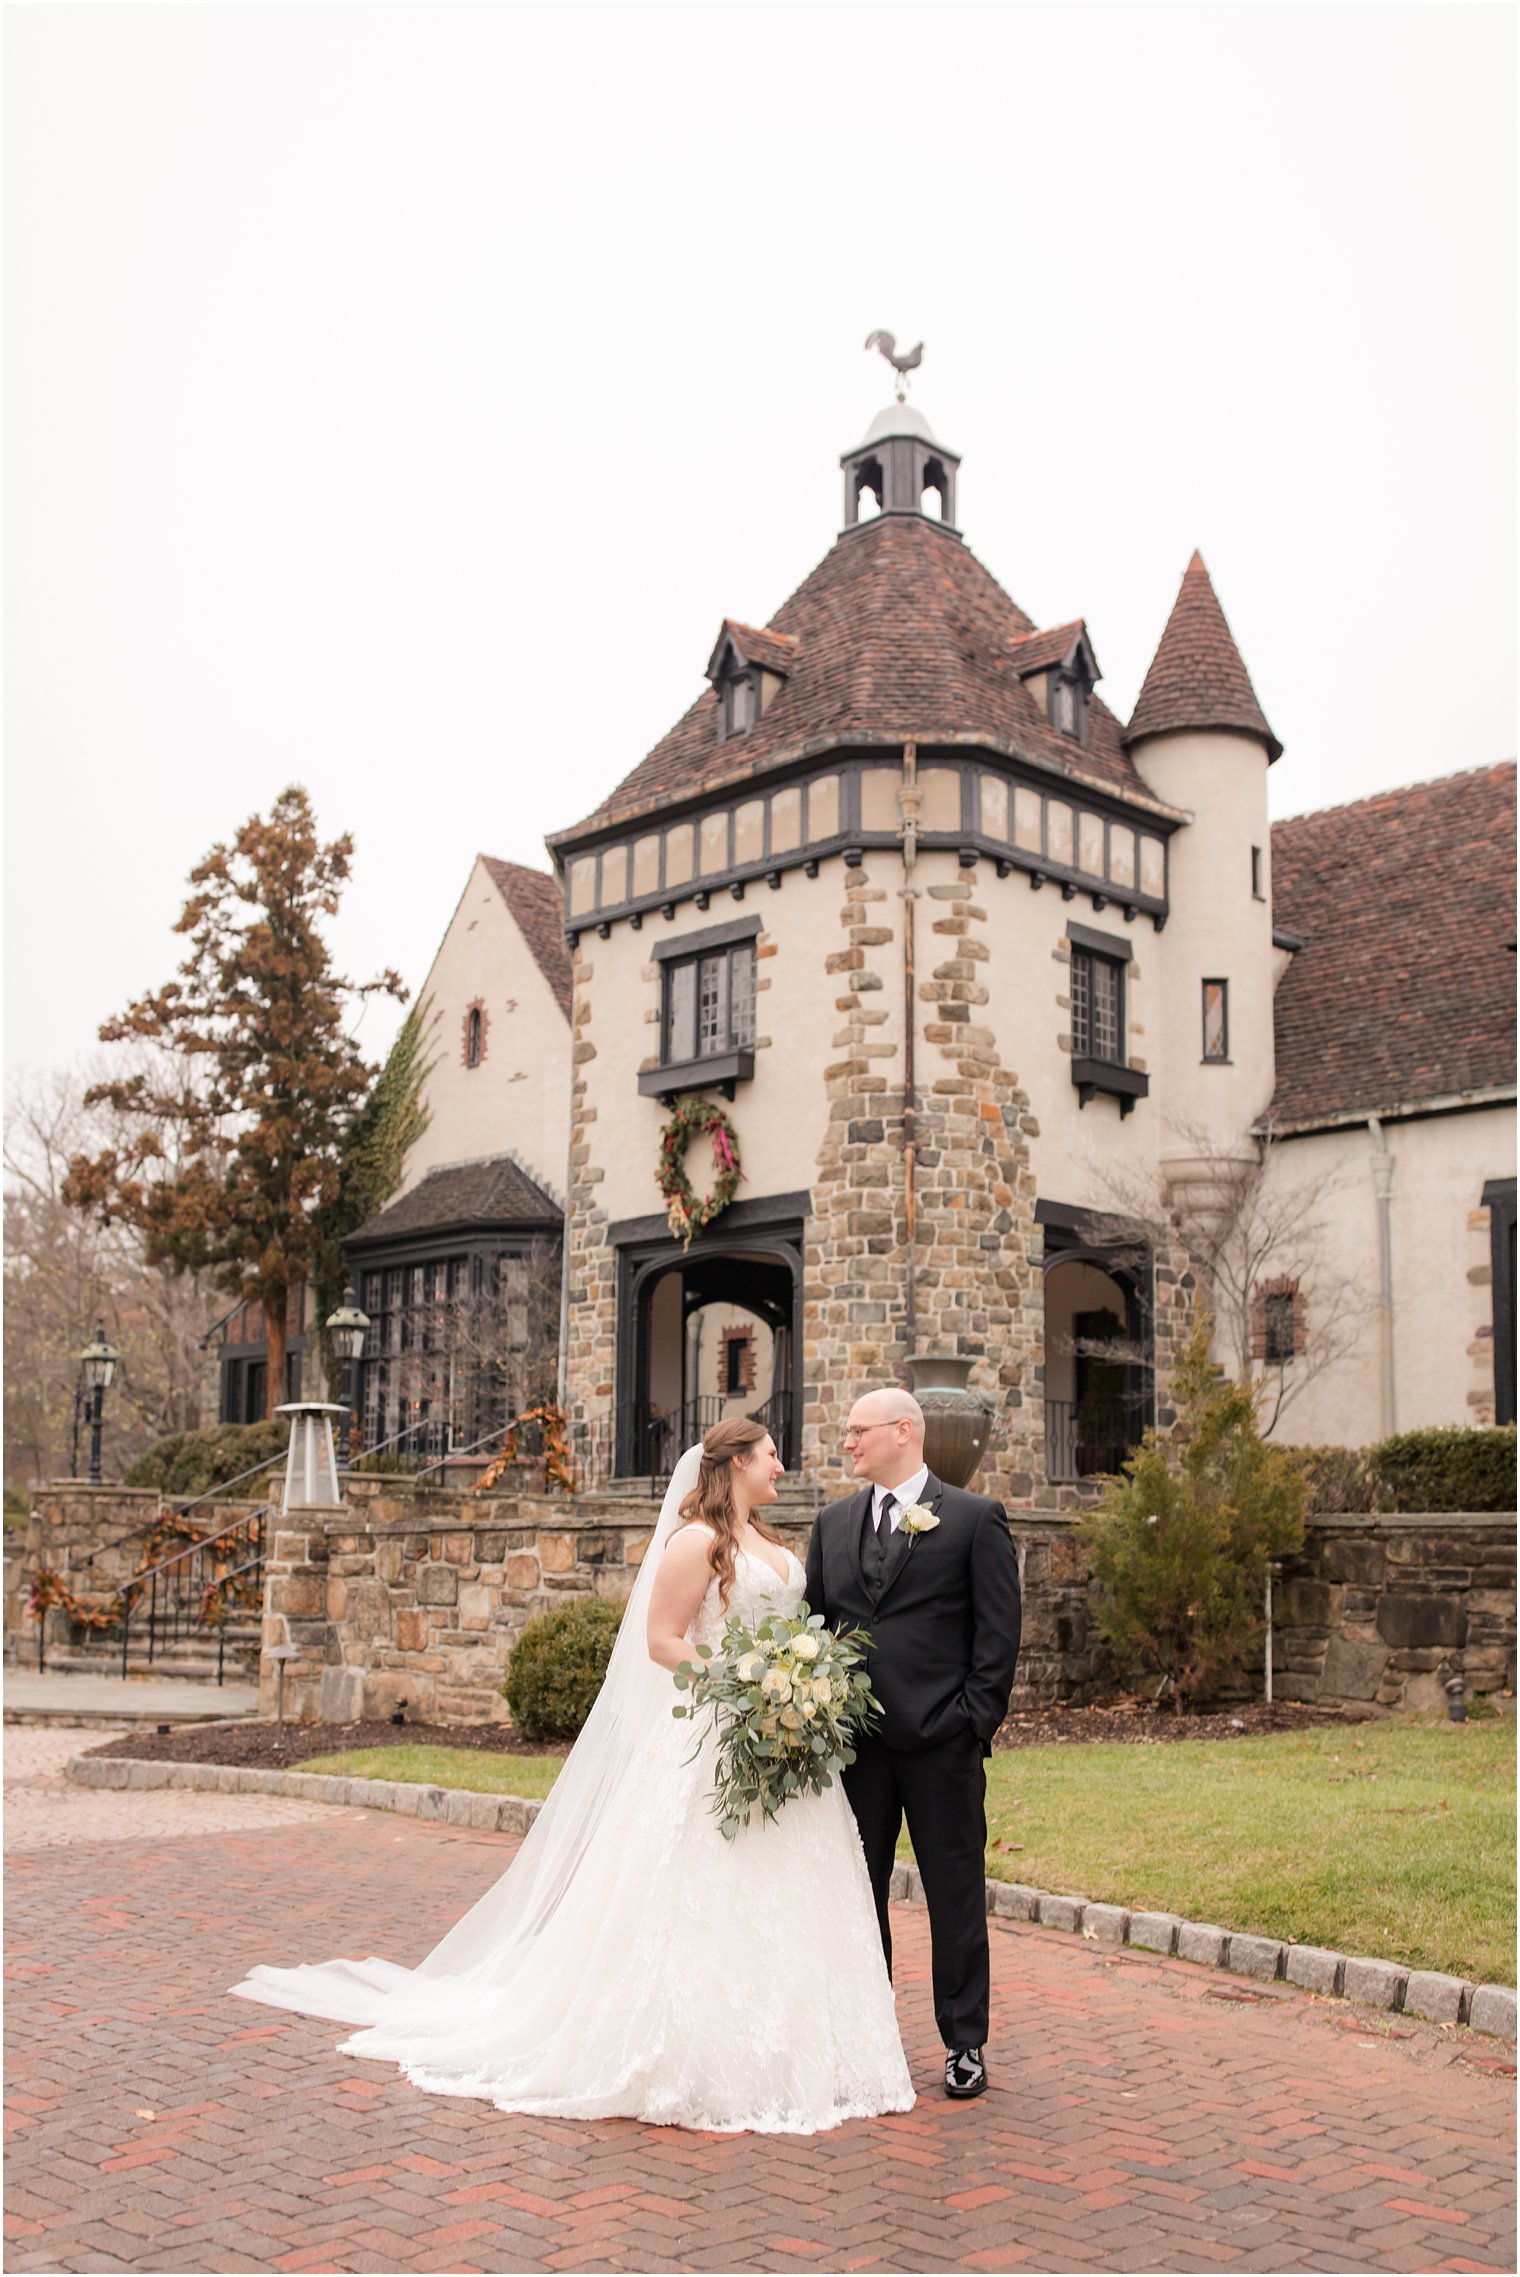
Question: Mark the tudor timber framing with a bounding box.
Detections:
[556,746,1178,946]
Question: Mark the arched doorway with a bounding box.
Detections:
[613,1209,804,1480]
[1039,1204,1154,1485]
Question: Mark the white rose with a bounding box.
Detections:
[899,1503,940,1537]
[811,1674,833,1706]
[761,1669,792,1703]
[736,1651,767,1682]
[791,1633,820,1660]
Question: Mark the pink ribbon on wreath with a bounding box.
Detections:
[711,1126,734,1171]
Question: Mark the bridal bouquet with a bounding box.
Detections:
[673,1609,881,1840]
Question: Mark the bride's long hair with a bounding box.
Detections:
[677,1416,783,1607]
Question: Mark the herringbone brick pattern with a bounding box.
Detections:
[6,1808,1514,2273]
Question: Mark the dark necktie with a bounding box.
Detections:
[862,1492,896,1591]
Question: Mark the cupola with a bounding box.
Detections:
[840,399,961,530]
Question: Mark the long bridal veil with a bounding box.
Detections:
[230,1443,704,2028]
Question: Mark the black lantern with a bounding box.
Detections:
[325,1286,370,1468]
[78,1322,121,1487]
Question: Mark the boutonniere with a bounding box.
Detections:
[898,1503,940,1543]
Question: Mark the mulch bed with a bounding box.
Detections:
[81,1698,1367,1772]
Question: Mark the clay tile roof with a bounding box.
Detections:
[715,620,800,677]
[1010,620,1089,676]
[1125,551,1282,762]
[349,1154,562,1246]
[556,517,1159,841]
[479,858,572,1019]
[1268,762,1517,1126]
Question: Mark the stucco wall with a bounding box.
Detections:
[584,860,855,1226]
[1127,729,1278,1149]
[1260,1106,1513,1446]
[400,857,571,1204]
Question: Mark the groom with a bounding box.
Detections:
[805,1387,1021,2100]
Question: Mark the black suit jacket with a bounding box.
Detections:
[804,1473,1021,1754]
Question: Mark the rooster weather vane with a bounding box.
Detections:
[864,329,924,401]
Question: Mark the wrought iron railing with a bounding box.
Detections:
[111,1515,267,1683]
[1045,1396,1148,1485]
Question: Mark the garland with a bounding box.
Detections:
[474,1403,577,1497]
[28,1508,263,1639]
[655,1098,743,1248]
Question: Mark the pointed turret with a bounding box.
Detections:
[1125,551,1282,762]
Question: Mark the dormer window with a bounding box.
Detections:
[723,670,756,738]
[1012,621,1102,750]
[1050,662,1093,745]
[705,620,797,744]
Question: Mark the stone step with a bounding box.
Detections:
[41,1647,259,1684]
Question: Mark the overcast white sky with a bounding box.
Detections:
[6,2,1515,1083]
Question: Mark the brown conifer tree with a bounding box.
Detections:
[64,787,404,1418]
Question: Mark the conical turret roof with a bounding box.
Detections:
[1125,551,1282,762]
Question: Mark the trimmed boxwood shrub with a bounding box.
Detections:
[1279,1425,1516,1515]
[1373,1424,1516,1514]
[503,1598,627,1740]
[123,1418,290,1500]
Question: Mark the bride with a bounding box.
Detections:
[230,1418,914,2133]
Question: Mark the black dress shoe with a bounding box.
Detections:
[944,2045,987,2099]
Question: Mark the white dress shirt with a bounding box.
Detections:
[872,1465,931,1534]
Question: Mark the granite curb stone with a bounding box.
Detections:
[1127,1910,1182,1955]
[1342,1956,1410,2012]
[1227,1932,1288,1982]
[1285,1945,1346,1996]
[1402,1970,1476,2025]
[66,1750,1516,2041]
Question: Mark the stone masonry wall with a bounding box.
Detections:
[261,1480,820,1724]
[562,939,618,1451]
[259,1478,1513,1724]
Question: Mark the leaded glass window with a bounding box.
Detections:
[663,940,756,1064]
[1072,949,1122,1065]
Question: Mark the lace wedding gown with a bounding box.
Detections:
[231,1540,914,2134]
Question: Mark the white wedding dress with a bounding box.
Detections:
[231,1451,913,2135]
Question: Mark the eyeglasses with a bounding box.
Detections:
[842,1422,894,1444]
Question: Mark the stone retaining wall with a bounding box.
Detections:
[260,1479,1516,1725]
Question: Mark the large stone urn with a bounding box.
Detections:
[904,1355,996,1489]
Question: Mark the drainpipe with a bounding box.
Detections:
[899,742,920,1363]
[1367,1116,1397,1436]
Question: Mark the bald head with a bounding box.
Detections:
[844,1385,926,1488]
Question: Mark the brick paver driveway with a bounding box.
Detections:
[5,1734,1515,2275]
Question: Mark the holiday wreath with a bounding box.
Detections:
[656,1097,743,1247]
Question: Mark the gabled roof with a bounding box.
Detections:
[1126,551,1282,762]
[348,1154,562,1247]
[555,516,1163,843]
[706,620,799,682]
[1010,620,1099,680]
[479,858,572,1018]
[1268,762,1516,1127]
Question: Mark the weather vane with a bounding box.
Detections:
[864,329,924,402]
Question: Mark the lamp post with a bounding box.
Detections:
[325,1286,370,1470]
[78,1323,121,1487]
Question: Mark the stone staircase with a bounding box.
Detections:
[36,1618,263,1687]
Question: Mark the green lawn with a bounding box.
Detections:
[301,1716,1516,1984]
[300,1745,565,1801]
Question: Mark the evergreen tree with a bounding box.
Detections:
[311,997,436,1380]
[1079,1305,1306,1704]
[64,787,403,1417]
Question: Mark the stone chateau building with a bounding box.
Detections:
[321,390,1514,1502]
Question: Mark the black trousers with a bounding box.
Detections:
[842,1726,990,2049]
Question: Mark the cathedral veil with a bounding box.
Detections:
[229,1444,704,2029]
